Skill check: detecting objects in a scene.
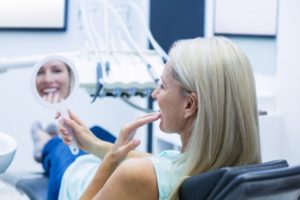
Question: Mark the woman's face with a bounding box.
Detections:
[151,62,187,133]
[36,60,71,103]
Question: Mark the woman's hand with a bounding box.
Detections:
[57,110,101,154]
[79,112,161,200]
[107,112,161,163]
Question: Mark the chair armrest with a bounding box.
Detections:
[1,171,48,200]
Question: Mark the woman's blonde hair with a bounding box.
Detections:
[168,37,261,200]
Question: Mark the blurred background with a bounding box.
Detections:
[0,0,300,198]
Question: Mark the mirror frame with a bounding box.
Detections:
[31,55,79,109]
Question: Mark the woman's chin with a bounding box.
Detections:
[159,122,165,132]
[159,122,169,133]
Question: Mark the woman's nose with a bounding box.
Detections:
[44,72,54,82]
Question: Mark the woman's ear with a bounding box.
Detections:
[184,92,198,118]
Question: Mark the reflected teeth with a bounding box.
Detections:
[43,88,58,94]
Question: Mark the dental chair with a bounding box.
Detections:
[217,164,300,200]
[179,159,289,200]
[0,159,290,200]
[1,171,48,200]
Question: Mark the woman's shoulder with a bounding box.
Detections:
[101,157,158,200]
[117,157,157,183]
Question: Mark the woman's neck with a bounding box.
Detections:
[180,129,192,152]
[179,115,195,152]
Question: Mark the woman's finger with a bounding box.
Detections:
[53,92,60,103]
[136,112,161,120]
[63,137,72,145]
[117,113,160,143]
[68,110,85,126]
[63,117,80,132]
[122,139,140,153]
[60,129,69,136]
[124,113,160,135]
[48,93,54,103]
[55,112,61,119]
[43,94,50,103]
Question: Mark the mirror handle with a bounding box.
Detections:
[58,109,80,155]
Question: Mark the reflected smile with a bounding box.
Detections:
[42,87,59,94]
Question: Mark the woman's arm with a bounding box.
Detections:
[93,158,158,200]
[78,113,161,200]
[79,152,121,200]
[59,110,151,159]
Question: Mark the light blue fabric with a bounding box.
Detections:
[59,150,183,200]
[58,154,101,200]
[148,150,184,200]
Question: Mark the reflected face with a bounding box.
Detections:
[35,60,72,103]
[151,62,187,133]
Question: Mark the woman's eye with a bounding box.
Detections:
[52,69,62,73]
[159,83,164,89]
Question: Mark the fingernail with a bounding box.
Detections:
[154,112,161,118]
[133,140,140,145]
[63,118,68,123]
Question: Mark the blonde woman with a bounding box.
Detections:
[33,37,261,200]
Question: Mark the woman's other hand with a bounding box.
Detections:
[108,112,161,163]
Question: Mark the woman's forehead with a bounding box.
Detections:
[162,62,173,77]
[162,63,183,89]
[43,60,67,68]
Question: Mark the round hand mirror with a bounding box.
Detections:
[31,55,79,155]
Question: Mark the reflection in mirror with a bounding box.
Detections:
[35,60,75,104]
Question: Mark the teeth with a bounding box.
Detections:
[43,88,58,94]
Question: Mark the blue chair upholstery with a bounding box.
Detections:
[179,160,289,200]
[218,165,300,200]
